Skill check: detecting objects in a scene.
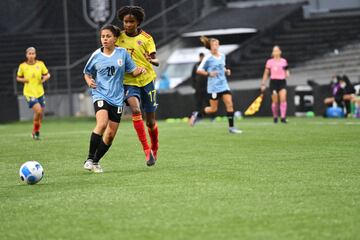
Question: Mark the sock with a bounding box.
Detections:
[132,113,150,151]
[87,132,102,160]
[147,123,159,151]
[280,102,287,119]
[93,140,111,163]
[33,120,40,133]
[227,111,234,128]
[271,103,279,118]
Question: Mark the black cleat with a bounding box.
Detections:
[281,118,288,124]
[145,149,156,167]
[273,118,278,124]
[32,131,40,140]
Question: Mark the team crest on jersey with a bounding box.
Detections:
[117,59,123,67]
[97,100,104,108]
[137,40,143,46]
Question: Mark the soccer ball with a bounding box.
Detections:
[19,161,44,185]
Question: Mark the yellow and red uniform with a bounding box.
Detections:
[17,60,49,99]
[116,30,157,87]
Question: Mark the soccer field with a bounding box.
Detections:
[0,117,359,240]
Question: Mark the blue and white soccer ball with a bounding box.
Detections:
[19,161,44,185]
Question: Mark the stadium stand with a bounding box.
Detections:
[228,8,360,81]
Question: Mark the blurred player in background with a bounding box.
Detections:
[83,25,145,173]
[116,6,159,166]
[16,47,50,140]
[189,52,208,123]
[261,45,290,123]
[191,36,242,134]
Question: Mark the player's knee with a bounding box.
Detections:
[131,107,141,115]
[146,119,156,128]
[95,122,107,132]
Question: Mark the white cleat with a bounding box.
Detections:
[189,111,199,127]
[92,163,103,173]
[229,127,243,134]
[83,159,94,171]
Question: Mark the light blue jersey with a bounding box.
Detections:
[198,53,230,94]
[84,47,136,107]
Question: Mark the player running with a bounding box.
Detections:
[83,25,145,173]
[260,45,290,123]
[190,36,242,134]
[16,47,50,140]
[116,6,160,166]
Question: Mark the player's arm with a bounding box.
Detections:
[42,73,51,83]
[144,52,159,67]
[16,76,28,83]
[286,70,290,78]
[131,67,146,77]
[225,67,231,76]
[261,68,270,92]
[197,69,217,77]
[84,74,96,89]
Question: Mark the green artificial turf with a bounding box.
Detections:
[0,117,359,240]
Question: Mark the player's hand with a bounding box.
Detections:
[138,67,146,74]
[144,53,152,63]
[209,71,218,77]
[225,69,231,76]
[87,79,97,89]
[260,85,266,93]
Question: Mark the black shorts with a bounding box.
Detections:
[209,90,232,100]
[94,100,123,123]
[270,79,287,94]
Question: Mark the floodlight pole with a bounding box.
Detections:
[63,0,73,116]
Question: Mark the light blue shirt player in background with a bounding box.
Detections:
[83,25,145,173]
[190,36,242,134]
[198,53,230,95]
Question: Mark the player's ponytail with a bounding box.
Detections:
[200,36,211,50]
[200,36,219,50]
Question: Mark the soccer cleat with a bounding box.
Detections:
[145,149,156,167]
[92,163,103,173]
[273,117,278,124]
[229,127,243,134]
[32,131,40,140]
[83,159,94,171]
[281,118,288,124]
[188,111,199,127]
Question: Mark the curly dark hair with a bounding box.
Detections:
[117,6,145,26]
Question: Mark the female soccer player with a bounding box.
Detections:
[261,45,290,123]
[191,36,242,134]
[116,6,160,166]
[16,47,50,140]
[83,25,145,173]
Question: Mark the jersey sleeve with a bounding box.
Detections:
[146,37,157,54]
[40,61,49,75]
[83,54,97,76]
[265,59,271,70]
[124,51,137,73]
[197,56,209,72]
[284,59,289,70]
[17,64,24,77]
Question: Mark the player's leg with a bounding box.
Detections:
[270,81,279,123]
[91,104,122,173]
[142,82,159,163]
[84,101,109,171]
[222,93,242,134]
[125,86,154,164]
[279,88,287,123]
[31,102,43,140]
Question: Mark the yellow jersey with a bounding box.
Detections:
[17,60,49,98]
[116,30,157,87]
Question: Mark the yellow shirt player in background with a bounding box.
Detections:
[116,6,159,166]
[16,47,50,140]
